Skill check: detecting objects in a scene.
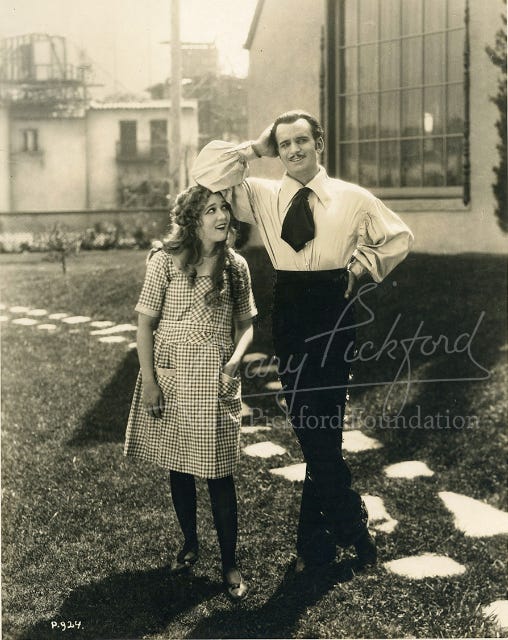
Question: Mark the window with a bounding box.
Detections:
[22,128,38,152]
[119,121,137,157]
[149,119,168,159]
[334,0,466,196]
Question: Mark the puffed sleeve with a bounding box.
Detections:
[231,253,258,321]
[192,140,258,225]
[135,250,170,317]
[352,197,414,282]
[192,140,257,191]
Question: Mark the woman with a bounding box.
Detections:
[124,185,257,600]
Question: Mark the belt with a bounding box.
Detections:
[274,268,347,284]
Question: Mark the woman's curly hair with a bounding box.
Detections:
[163,184,245,307]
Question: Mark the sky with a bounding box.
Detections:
[1,0,258,95]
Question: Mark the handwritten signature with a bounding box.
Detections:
[242,282,490,416]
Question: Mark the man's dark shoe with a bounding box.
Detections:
[294,555,307,574]
[354,531,377,569]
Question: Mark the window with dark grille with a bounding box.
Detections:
[150,119,168,159]
[119,121,137,157]
[335,0,466,197]
[22,128,38,152]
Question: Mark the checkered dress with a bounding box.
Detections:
[124,249,257,478]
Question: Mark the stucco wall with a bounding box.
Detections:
[0,106,10,211]
[0,209,167,235]
[246,0,324,180]
[244,0,507,254]
[87,104,198,208]
[9,117,87,212]
[403,0,507,254]
[3,101,198,215]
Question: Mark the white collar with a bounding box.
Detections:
[279,166,332,212]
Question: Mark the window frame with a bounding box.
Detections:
[21,128,39,153]
[326,0,469,201]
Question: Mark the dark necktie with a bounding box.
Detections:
[280,187,315,252]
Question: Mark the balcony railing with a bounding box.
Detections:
[116,140,169,163]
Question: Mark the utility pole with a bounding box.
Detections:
[170,0,182,195]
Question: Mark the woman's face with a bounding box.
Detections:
[198,193,231,246]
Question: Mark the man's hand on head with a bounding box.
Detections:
[252,124,278,158]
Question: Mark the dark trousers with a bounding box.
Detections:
[272,269,368,563]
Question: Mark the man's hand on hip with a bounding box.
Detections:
[344,271,357,300]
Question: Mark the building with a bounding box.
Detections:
[147,41,248,149]
[1,34,199,228]
[3,99,198,215]
[244,0,507,254]
[87,100,198,210]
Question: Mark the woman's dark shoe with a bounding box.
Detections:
[354,531,377,569]
[170,544,199,573]
[223,567,248,601]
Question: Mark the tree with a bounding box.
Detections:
[485,7,507,233]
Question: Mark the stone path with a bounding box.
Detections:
[482,600,508,633]
[3,305,137,349]
[3,307,507,630]
[236,350,507,629]
[439,491,508,537]
[384,460,435,478]
[384,553,466,579]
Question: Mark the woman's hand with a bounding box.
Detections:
[223,357,241,379]
[142,379,165,419]
[224,319,253,378]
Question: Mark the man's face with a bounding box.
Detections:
[274,118,323,184]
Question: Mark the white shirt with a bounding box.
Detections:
[192,140,414,282]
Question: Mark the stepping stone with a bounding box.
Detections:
[0,303,5,310]
[243,441,287,458]
[62,316,91,324]
[439,491,508,537]
[26,309,48,316]
[12,318,38,326]
[499,344,508,352]
[37,324,57,331]
[242,352,269,363]
[265,380,282,390]
[90,320,115,328]
[343,430,382,452]
[241,426,272,434]
[49,313,70,320]
[241,402,253,417]
[270,462,306,482]
[362,495,398,533]
[384,553,466,579]
[127,342,137,350]
[0,315,8,322]
[384,461,434,479]
[248,363,279,375]
[9,306,29,313]
[90,323,137,335]
[483,600,508,631]
[98,336,127,344]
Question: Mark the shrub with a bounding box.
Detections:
[486,7,507,233]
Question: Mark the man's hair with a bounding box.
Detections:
[268,110,324,156]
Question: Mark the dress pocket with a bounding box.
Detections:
[219,371,241,399]
[156,367,177,396]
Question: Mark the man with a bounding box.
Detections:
[192,111,413,574]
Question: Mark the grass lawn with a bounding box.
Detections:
[1,248,507,639]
